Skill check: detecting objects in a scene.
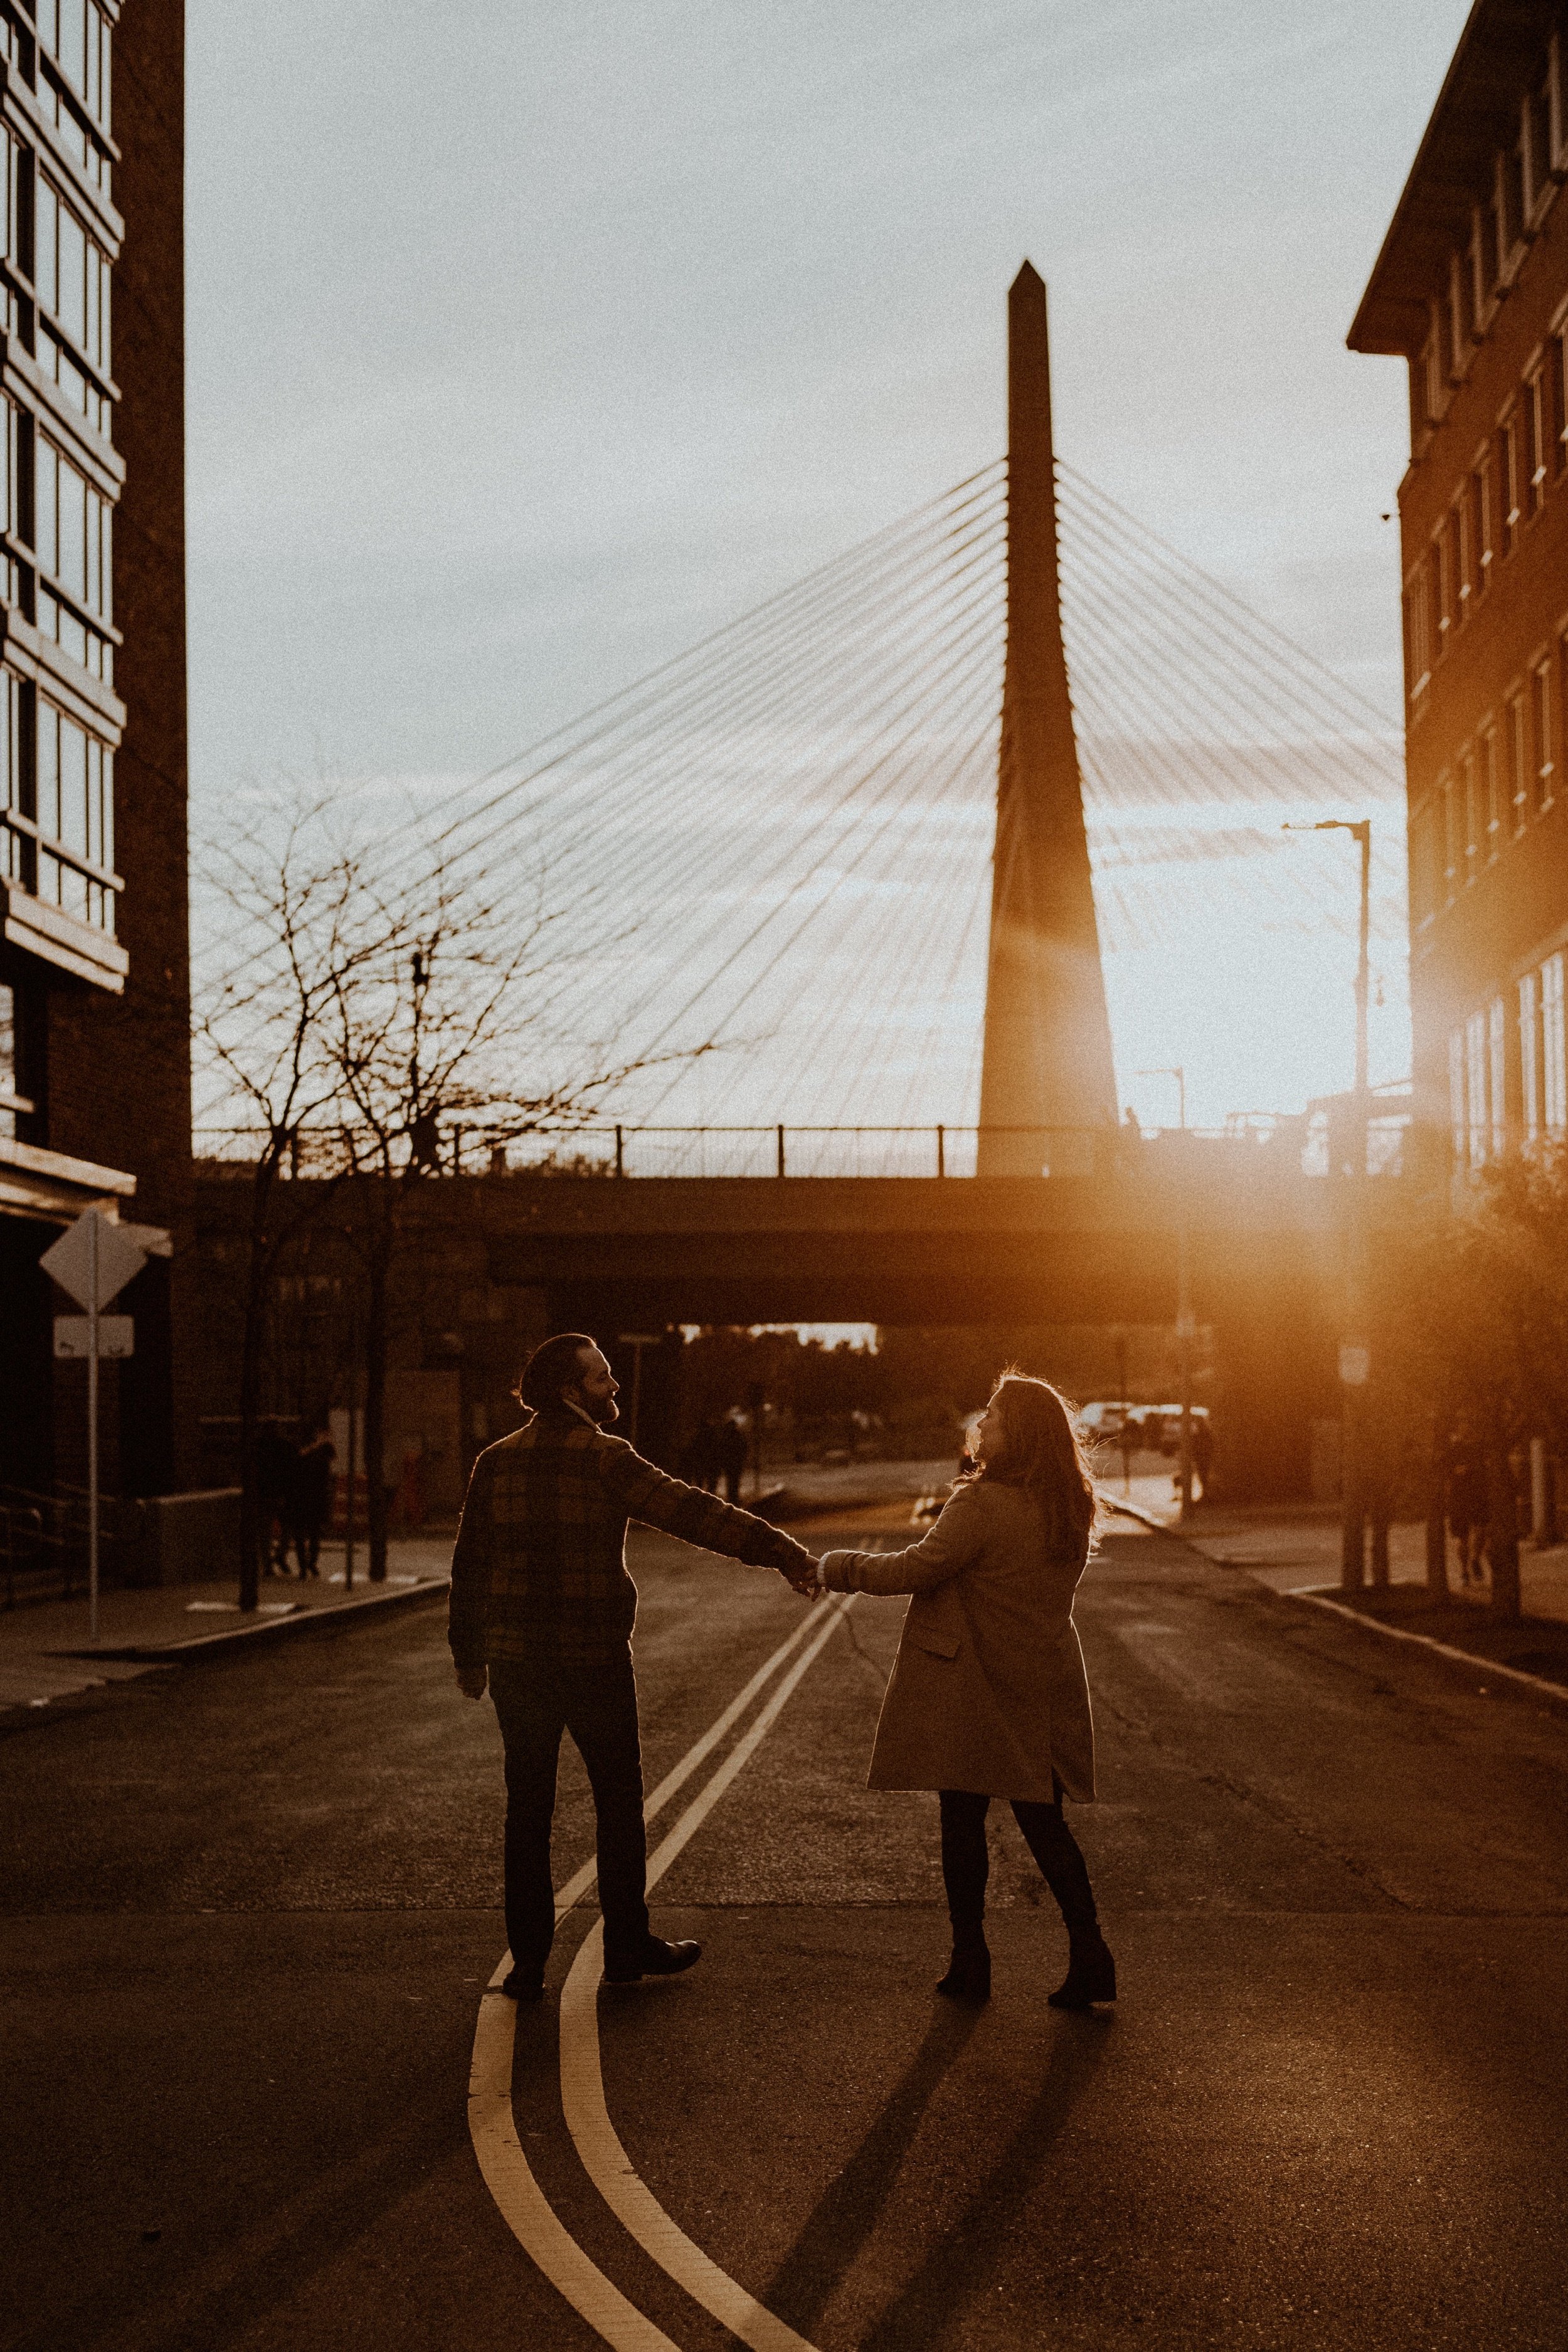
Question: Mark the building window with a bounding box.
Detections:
[33,694,114,932]
[0,669,32,896]
[1545,956,1567,1136]
[1466,1009,1488,1167]
[1508,692,1529,834]
[1498,415,1520,556]
[1525,63,1562,222]
[1520,972,1541,1143]
[1449,1027,1466,1161]
[1534,657,1555,812]
[1490,996,1508,1158]
[1438,770,1457,901]
[36,0,112,136]
[33,433,113,672]
[34,172,112,409]
[1435,521,1455,650]
[1481,721,1502,858]
[1412,800,1438,928]
[1405,561,1432,713]
[1448,248,1473,376]
[1457,743,1485,884]
[1550,322,1568,482]
[1497,137,1526,277]
[1470,204,1496,334]
[1525,366,1548,519]
[1454,492,1473,618]
[1469,451,1493,592]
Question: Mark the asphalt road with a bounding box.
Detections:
[3,1512,1566,2351]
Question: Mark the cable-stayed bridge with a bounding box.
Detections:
[196,265,1412,1497]
[388,265,1405,1165]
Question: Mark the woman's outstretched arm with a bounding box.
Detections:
[817,1481,987,1596]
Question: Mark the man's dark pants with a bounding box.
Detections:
[489,1646,650,1978]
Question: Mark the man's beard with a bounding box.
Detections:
[575,1390,620,1428]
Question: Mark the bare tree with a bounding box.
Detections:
[198,795,696,1597]
[193,803,386,1609]
[314,859,622,1581]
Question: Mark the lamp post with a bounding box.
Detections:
[1284,818,1373,1589]
[1137,1066,1194,1522]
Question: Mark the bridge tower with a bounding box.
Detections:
[976,263,1117,1175]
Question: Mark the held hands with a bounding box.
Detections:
[454,1663,489,1700]
[773,1538,824,1601]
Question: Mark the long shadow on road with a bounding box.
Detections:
[765,1999,986,2336]
[851,2011,1110,2350]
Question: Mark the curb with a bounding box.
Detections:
[1102,1495,1568,1710]
[50,1576,451,1664]
[1283,1587,1568,1712]
[1098,1493,1176,1534]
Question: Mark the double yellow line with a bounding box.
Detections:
[468,1594,857,2350]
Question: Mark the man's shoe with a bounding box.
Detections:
[603,1937,702,1985]
[501,1966,545,2001]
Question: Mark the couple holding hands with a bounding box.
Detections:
[448,1333,1115,2013]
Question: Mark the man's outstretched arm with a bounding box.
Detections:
[596,1439,817,1591]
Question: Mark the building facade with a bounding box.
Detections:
[1349,3,1568,1175]
[0,0,191,1497]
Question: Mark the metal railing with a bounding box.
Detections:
[193,1111,1414,1182]
[0,1483,117,1608]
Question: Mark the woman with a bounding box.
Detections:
[816,1372,1114,2010]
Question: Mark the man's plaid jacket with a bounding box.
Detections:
[447,1407,810,1666]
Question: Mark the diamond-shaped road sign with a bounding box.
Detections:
[40,1207,169,1312]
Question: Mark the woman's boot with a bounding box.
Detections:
[936,1926,991,2002]
[1047,1934,1116,2010]
[1012,1796,1116,2010]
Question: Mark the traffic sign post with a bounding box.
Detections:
[39,1209,169,1643]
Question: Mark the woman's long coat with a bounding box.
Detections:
[819,1478,1096,1803]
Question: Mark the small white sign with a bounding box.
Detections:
[1338,1343,1370,1387]
[54,1315,134,1360]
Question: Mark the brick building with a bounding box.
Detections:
[0,0,192,1496]
[1350,3,1568,1168]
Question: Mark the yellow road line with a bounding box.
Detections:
[466,1596,845,2346]
[557,1599,857,2352]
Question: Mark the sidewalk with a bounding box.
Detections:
[1113,1490,1568,1694]
[0,1537,452,1717]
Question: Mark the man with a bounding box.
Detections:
[287,1417,335,1579]
[449,1333,817,1998]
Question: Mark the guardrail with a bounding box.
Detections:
[194,1111,1414,1183]
[0,1483,115,1608]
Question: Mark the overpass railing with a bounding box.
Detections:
[194,1110,1413,1182]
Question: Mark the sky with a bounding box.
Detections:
[184,0,1475,1131]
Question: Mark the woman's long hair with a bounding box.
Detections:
[967,1369,1099,1557]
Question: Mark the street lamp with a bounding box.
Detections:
[1136,1066,1194,1523]
[1283,818,1374,1590]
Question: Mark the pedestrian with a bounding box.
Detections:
[812,1370,1115,2010]
[257,1424,297,1577]
[677,1418,721,1493]
[716,1414,748,1504]
[448,1333,817,2000]
[288,1419,336,1579]
[1190,1414,1214,1502]
[1443,1416,1490,1589]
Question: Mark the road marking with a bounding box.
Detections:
[558,1599,857,2352]
[467,1596,849,2346]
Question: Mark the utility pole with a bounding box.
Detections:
[1285,818,1372,1589]
[1138,1067,1193,1521]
